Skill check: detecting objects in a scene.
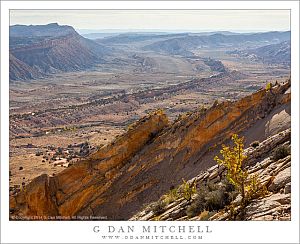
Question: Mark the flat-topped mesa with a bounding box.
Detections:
[9,110,169,218]
[9,23,113,81]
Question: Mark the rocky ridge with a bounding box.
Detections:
[144,31,291,55]
[130,128,291,221]
[9,79,291,220]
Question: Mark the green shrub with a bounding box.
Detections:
[163,188,179,205]
[220,178,238,202]
[186,180,238,218]
[186,186,208,217]
[244,174,268,204]
[179,179,197,202]
[272,145,290,161]
[205,189,229,211]
[266,82,272,91]
[186,204,202,218]
[222,178,236,193]
[214,134,248,207]
[151,200,167,215]
[214,134,269,215]
[250,141,260,148]
[206,182,218,192]
[146,187,180,216]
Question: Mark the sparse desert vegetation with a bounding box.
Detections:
[9,24,291,221]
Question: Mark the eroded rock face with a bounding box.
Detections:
[10,174,58,217]
[131,128,291,221]
[269,167,291,193]
[10,81,291,220]
[244,193,291,220]
[10,111,169,218]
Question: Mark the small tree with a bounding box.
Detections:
[214,134,248,206]
[214,134,268,211]
[180,179,197,202]
[265,82,272,91]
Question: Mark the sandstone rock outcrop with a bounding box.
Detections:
[10,111,169,218]
[131,128,291,221]
[10,80,291,220]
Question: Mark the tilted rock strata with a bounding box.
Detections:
[131,128,291,221]
[103,80,290,219]
[10,81,291,220]
[10,112,168,217]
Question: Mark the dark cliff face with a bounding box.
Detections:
[9,80,291,220]
[9,23,112,81]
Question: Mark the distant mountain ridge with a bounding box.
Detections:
[9,24,291,81]
[250,41,291,65]
[228,40,291,65]
[143,31,291,56]
[9,23,113,81]
[96,33,188,44]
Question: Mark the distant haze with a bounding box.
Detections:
[10,10,290,33]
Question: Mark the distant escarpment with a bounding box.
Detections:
[10,79,291,220]
[9,23,112,81]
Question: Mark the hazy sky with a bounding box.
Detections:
[10,10,290,32]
